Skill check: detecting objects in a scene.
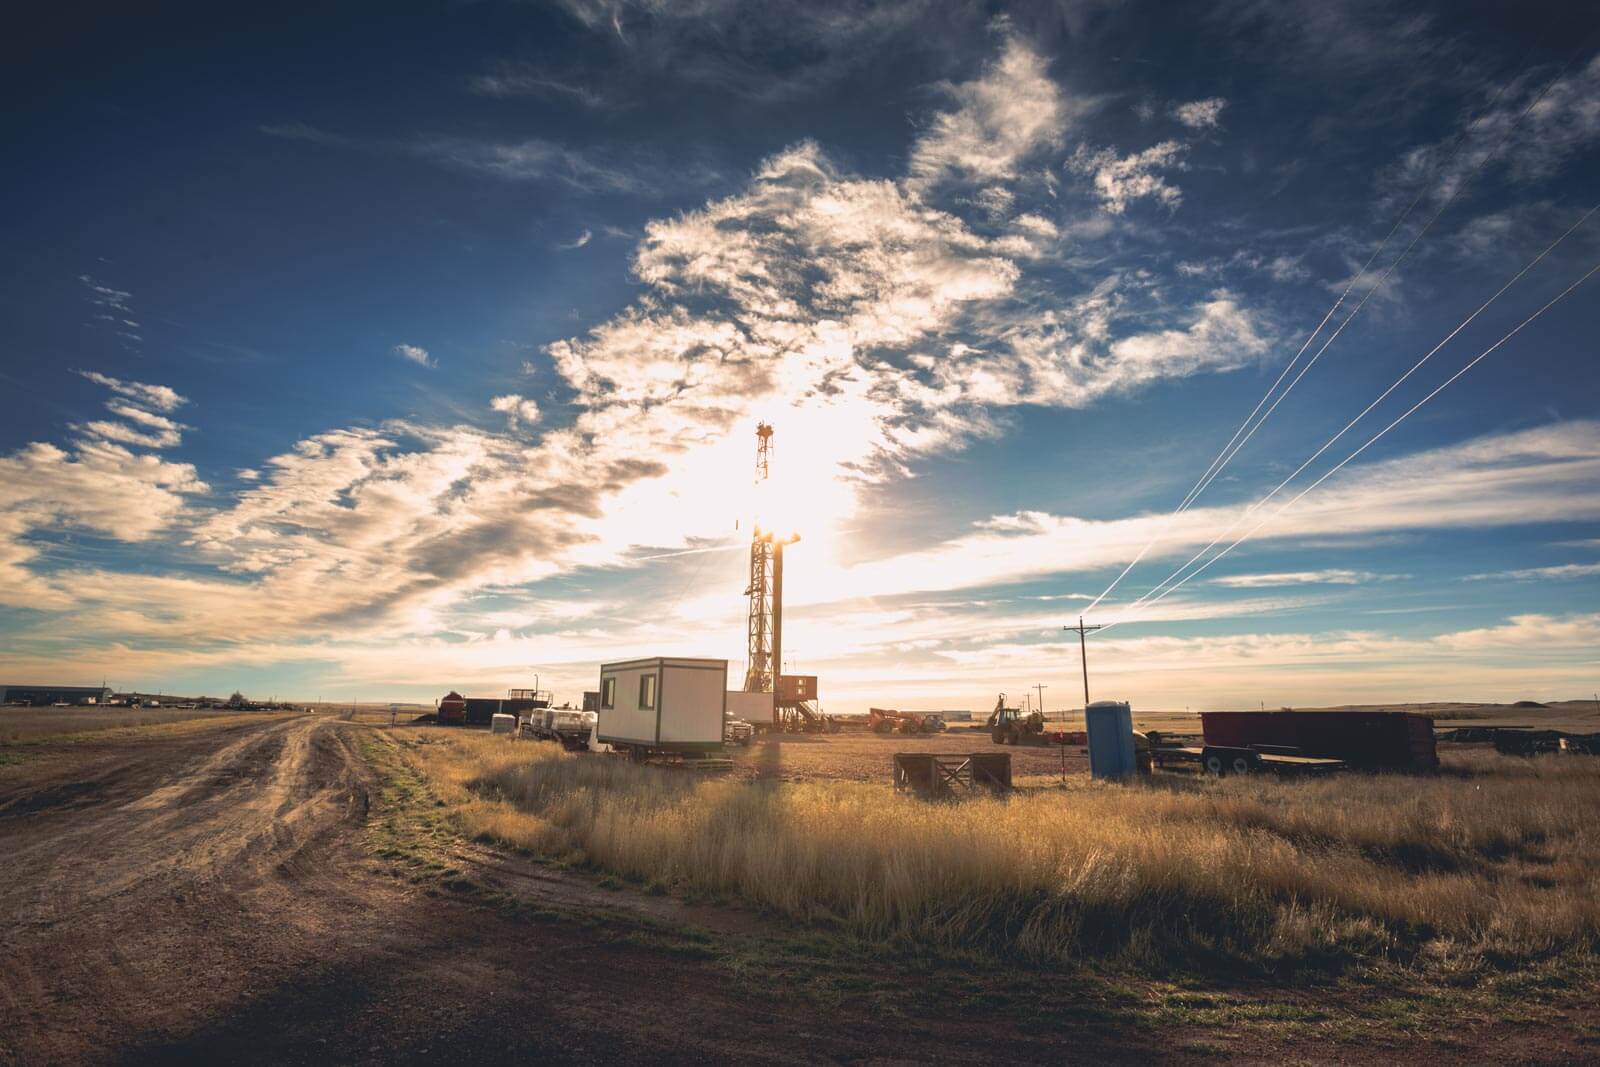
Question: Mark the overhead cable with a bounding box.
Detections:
[1099,256,1600,633]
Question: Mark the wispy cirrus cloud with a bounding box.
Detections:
[78,274,132,313]
[805,421,1600,610]
[1461,561,1600,582]
[1394,54,1600,203]
[260,122,716,196]
[393,343,434,368]
[557,229,593,250]
[468,64,606,107]
[77,371,184,412]
[1211,569,1381,588]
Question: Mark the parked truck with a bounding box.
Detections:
[597,657,727,761]
[526,707,598,749]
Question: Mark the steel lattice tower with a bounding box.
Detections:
[742,423,776,694]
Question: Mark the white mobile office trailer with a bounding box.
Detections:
[597,657,727,755]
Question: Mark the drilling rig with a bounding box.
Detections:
[740,423,835,733]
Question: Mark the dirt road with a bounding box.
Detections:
[0,714,1169,1064]
[4,714,1591,1065]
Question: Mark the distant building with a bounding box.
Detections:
[1,685,114,706]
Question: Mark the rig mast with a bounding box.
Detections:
[743,423,778,695]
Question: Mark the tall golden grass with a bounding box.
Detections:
[409,733,1600,971]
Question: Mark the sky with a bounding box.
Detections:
[2,0,1598,711]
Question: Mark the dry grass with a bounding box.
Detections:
[0,709,300,748]
[403,731,1600,974]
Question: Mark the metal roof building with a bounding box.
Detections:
[1,685,114,706]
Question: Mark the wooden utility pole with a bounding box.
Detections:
[1062,616,1103,710]
[1034,684,1048,718]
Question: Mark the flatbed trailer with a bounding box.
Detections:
[1152,743,1346,776]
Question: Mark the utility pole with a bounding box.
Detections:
[1034,684,1048,719]
[1062,616,1103,710]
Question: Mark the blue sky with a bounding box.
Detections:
[2,1,1597,710]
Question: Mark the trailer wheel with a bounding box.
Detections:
[1204,753,1226,776]
[1230,754,1253,776]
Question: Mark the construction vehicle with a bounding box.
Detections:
[868,707,947,735]
[987,694,1085,747]
[437,691,467,726]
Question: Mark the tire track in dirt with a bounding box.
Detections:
[0,715,392,1065]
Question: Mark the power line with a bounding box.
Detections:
[1110,203,1598,620]
[1085,55,1581,614]
[1100,257,1600,633]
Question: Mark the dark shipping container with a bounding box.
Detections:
[1201,710,1437,770]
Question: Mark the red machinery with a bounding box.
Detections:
[437,691,467,726]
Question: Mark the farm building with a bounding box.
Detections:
[1,684,114,706]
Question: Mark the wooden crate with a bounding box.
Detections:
[893,752,1012,798]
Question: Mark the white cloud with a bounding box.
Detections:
[908,34,1070,189]
[490,393,542,428]
[412,137,652,193]
[1067,140,1187,214]
[394,344,434,368]
[970,290,1270,411]
[1461,562,1600,582]
[1171,97,1227,128]
[77,371,185,413]
[75,420,183,450]
[7,34,1479,697]
[1395,54,1600,203]
[799,421,1600,609]
[469,66,605,107]
[558,229,593,250]
[79,275,132,312]
[1211,569,1381,588]
[0,373,207,608]
[262,123,697,196]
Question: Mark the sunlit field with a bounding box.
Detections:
[0,707,297,745]
[403,730,1600,975]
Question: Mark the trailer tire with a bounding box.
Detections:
[1204,753,1226,776]
[1230,754,1253,776]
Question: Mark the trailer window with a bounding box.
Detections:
[601,677,615,710]
[639,674,657,710]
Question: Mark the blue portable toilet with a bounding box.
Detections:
[1086,700,1136,780]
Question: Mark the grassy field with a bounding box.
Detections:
[0,707,300,746]
[398,729,1600,980]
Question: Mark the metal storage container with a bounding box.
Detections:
[1200,710,1438,770]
